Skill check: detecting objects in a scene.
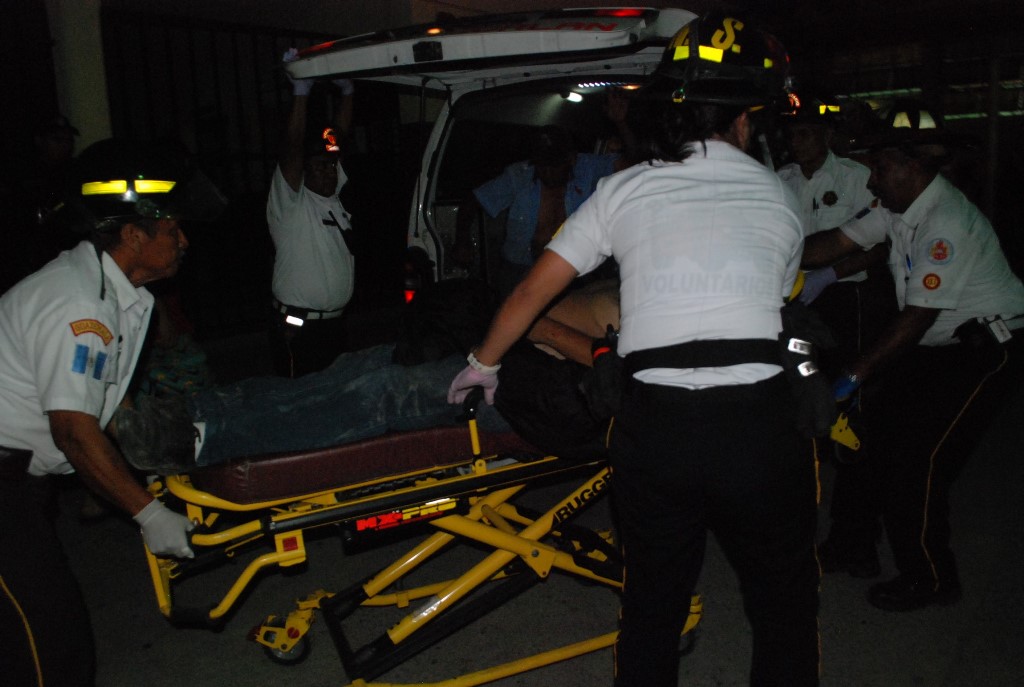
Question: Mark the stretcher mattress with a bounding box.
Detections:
[188,427,540,504]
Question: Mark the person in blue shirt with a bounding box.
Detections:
[453,91,634,296]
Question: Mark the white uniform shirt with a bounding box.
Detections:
[777,151,877,282]
[887,174,1024,346]
[839,199,890,249]
[549,139,804,388]
[267,164,355,312]
[0,241,154,475]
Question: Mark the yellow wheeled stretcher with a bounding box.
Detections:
[142,391,703,686]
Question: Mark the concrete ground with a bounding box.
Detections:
[56,336,1024,687]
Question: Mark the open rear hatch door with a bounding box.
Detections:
[287,7,695,90]
[285,7,696,289]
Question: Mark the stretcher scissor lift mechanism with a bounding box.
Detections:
[143,388,704,686]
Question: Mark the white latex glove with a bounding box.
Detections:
[282,48,313,96]
[333,78,354,96]
[798,266,838,305]
[448,365,499,405]
[134,499,195,559]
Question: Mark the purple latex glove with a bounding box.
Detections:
[832,373,862,403]
[448,365,499,405]
[282,48,313,96]
[798,266,838,305]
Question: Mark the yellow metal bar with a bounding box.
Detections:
[164,474,322,511]
[434,515,614,584]
[206,548,307,620]
[349,595,703,687]
[386,469,612,644]
[144,547,175,619]
[347,630,618,687]
[361,530,459,598]
[361,581,454,609]
[479,505,517,535]
[189,519,263,548]
[360,485,525,599]
[468,418,481,456]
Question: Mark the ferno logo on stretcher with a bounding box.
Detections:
[355,498,459,532]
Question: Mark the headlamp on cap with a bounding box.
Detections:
[322,127,340,153]
[66,138,227,234]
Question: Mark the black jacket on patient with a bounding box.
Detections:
[393,278,607,459]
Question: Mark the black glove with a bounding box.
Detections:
[580,325,623,421]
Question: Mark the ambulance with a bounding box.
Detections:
[288,7,696,293]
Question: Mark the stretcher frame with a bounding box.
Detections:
[142,395,703,687]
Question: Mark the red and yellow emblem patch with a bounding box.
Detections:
[69,319,114,345]
[922,273,941,290]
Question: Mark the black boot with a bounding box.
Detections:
[112,395,197,474]
[867,573,962,612]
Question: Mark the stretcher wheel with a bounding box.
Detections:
[263,635,310,665]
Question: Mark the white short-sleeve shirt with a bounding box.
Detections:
[267,165,355,312]
[0,242,154,475]
[839,199,891,249]
[888,174,1024,345]
[548,139,804,388]
[777,151,877,281]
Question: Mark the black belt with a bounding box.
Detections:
[624,339,779,376]
[272,298,344,321]
[954,315,1024,349]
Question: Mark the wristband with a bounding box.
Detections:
[467,350,500,375]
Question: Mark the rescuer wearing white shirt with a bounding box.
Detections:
[448,14,822,687]
[0,139,224,687]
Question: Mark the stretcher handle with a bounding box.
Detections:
[456,385,485,422]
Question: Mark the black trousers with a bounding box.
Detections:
[609,374,820,687]
[828,332,1023,583]
[267,306,349,378]
[0,475,95,687]
[811,267,898,379]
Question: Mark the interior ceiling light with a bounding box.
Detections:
[565,92,584,103]
[577,81,641,89]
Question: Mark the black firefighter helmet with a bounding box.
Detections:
[65,138,227,234]
[646,12,792,110]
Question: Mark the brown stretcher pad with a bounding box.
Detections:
[188,427,541,504]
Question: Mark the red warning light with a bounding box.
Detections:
[595,9,644,17]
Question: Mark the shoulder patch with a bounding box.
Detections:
[69,319,114,345]
[923,273,942,290]
[927,238,954,265]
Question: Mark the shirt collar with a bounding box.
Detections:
[898,174,946,229]
[812,151,838,181]
[697,138,754,162]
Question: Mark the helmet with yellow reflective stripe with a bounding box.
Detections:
[648,12,791,109]
[66,138,226,234]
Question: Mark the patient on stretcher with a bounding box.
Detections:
[111,279,620,473]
